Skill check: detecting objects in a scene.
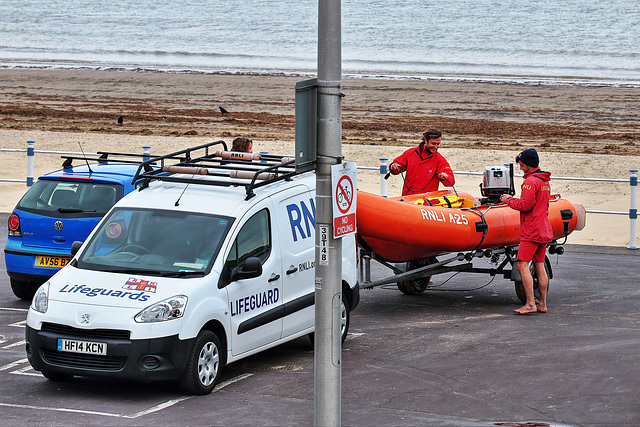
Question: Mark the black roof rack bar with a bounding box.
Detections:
[137,160,297,200]
[61,152,157,169]
[131,140,302,198]
[95,151,158,159]
[243,159,296,200]
[131,140,227,185]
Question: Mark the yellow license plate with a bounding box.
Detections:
[34,255,71,269]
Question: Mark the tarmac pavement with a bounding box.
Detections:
[1,211,639,426]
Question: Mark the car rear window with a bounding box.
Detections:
[17,180,123,217]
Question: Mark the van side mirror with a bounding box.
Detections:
[71,241,84,256]
[218,257,264,289]
[230,257,263,282]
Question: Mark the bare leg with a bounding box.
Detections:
[515,260,537,314]
[533,261,548,313]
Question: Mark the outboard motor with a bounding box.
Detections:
[480,163,515,204]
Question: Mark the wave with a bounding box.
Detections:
[2,58,639,89]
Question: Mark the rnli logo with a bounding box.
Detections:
[54,221,63,231]
[123,277,157,293]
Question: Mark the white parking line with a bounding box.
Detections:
[125,396,196,418]
[9,364,41,377]
[0,358,28,371]
[9,320,26,328]
[0,307,29,313]
[0,372,255,418]
[2,339,25,350]
[215,372,254,390]
[0,401,125,418]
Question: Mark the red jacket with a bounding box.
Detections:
[391,145,455,196]
[506,168,553,243]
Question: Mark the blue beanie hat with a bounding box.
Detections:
[516,148,539,168]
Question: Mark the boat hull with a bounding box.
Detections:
[356,190,586,263]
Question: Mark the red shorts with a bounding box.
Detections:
[517,241,547,263]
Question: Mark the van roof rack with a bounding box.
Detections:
[61,151,155,169]
[132,140,301,200]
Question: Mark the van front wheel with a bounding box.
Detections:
[179,330,222,395]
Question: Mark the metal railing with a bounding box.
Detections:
[1,141,638,249]
[368,157,638,249]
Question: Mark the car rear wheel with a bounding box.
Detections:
[179,330,222,395]
[10,279,37,301]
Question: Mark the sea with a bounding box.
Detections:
[0,0,638,87]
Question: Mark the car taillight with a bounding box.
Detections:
[8,213,21,237]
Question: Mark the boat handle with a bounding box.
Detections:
[286,266,298,275]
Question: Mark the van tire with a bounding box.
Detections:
[179,330,222,395]
[340,293,350,343]
[42,370,73,381]
[308,292,350,346]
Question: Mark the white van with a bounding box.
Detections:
[25,142,359,395]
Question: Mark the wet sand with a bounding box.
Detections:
[0,69,638,247]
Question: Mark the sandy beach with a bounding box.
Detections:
[1,69,639,248]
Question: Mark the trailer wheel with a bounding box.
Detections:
[514,257,551,303]
[179,330,222,395]
[396,257,436,295]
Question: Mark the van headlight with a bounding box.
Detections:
[31,282,50,313]
[135,295,188,323]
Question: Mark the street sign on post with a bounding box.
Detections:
[295,78,318,174]
[331,162,357,238]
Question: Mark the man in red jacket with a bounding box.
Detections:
[500,148,553,314]
[389,129,455,196]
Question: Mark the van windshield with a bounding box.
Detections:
[77,208,233,276]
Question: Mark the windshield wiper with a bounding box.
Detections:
[104,268,164,275]
[58,208,97,213]
[161,270,206,277]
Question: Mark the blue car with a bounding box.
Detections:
[4,154,147,300]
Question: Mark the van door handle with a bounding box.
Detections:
[286,266,298,275]
[268,273,280,282]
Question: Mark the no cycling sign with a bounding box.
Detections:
[331,161,357,238]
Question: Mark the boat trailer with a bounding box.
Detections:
[358,241,568,302]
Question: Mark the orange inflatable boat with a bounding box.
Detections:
[356,190,586,263]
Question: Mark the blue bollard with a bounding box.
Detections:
[26,140,35,187]
[628,168,638,250]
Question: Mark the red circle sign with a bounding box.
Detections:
[335,175,354,214]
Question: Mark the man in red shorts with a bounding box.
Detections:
[500,148,553,314]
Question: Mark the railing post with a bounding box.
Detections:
[379,157,388,197]
[142,145,151,162]
[629,168,638,250]
[26,140,35,187]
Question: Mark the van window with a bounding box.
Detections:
[225,209,271,272]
